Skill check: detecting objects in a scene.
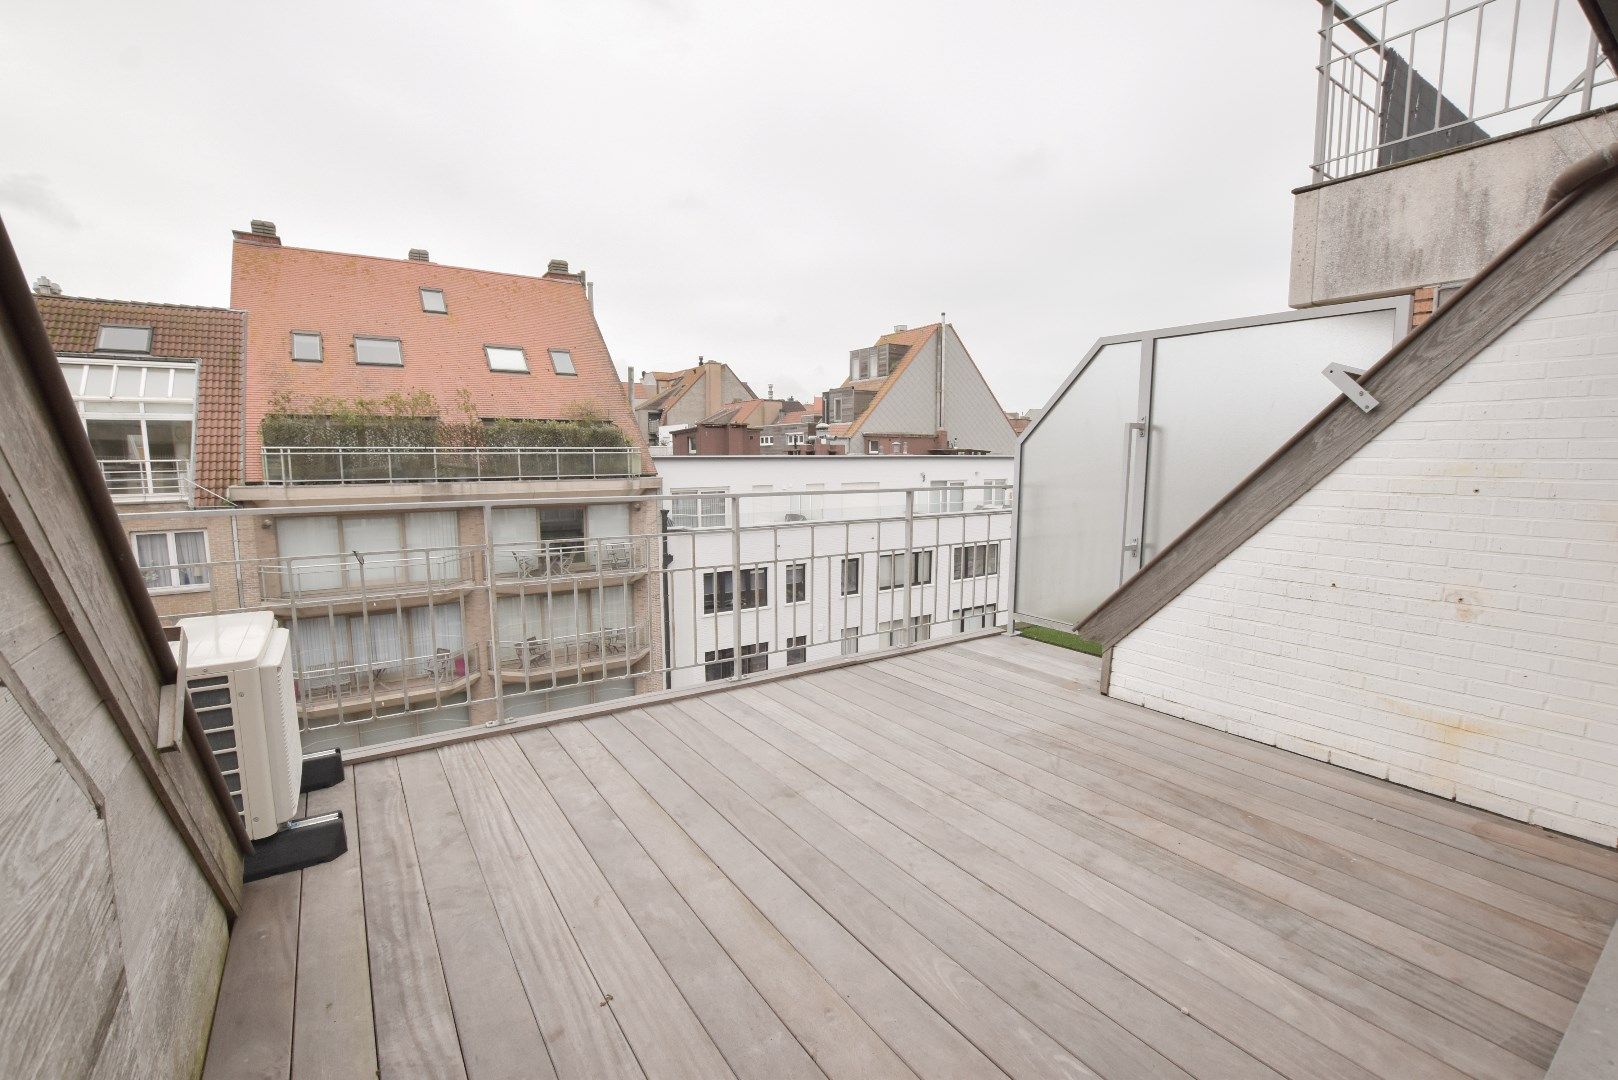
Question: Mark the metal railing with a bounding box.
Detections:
[127,485,1015,753]
[1313,0,1618,181]
[99,457,191,501]
[261,444,643,485]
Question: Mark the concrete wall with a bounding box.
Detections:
[1111,245,1618,845]
[1290,110,1618,308]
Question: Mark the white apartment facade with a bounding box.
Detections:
[658,455,1014,688]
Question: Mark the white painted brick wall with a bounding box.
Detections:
[1110,246,1618,846]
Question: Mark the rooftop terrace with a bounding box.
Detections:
[203,635,1618,1080]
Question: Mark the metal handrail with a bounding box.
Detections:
[1311,0,1616,181]
[261,444,642,484]
[98,457,191,500]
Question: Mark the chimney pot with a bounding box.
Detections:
[32,276,61,296]
[547,259,570,275]
[408,248,430,262]
[249,219,277,238]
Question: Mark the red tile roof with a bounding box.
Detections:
[231,237,648,481]
[34,294,246,505]
[843,323,939,439]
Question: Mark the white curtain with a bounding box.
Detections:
[404,511,460,581]
[344,515,405,587]
[277,516,342,593]
[586,503,630,538]
[174,530,210,586]
[491,507,538,576]
[135,533,172,589]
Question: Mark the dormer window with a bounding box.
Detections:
[95,325,152,354]
[354,336,403,366]
[420,288,447,314]
[485,345,529,373]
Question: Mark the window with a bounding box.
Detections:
[983,479,1010,507]
[485,346,529,373]
[953,543,1001,579]
[840,627,860,655]
[956,605,997,632]
[891,440,902,454]
[831,398,844,422]
[670,489,727,529]
[354,336,403,366]
[95,325,152,353]
[740,641,770,675]
[291,331,323,362]
[703,567,766,613]
[760,435,774,447]
[133,530,209,591]
[881,617,932,647]
[739,566,768,609]
[784,563,807,604]
[878,551,933,590]
[927,480,966,515]
[868,439,881,454]
[60,357,198,497]
[839,557,861,596]
[276,511,460,594]
[420,288,447,313]
[786,635,807,665]
[704,647,734,682]
[549,349,576,375]
[787,432,805,446]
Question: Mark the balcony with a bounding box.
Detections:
[496,624,653,686]
[259,548,481,614]
[98,456,190,501]
[293,645,480,723]
[492,536,654,594]
[261,444,643,485]
[204,634,1618,1079]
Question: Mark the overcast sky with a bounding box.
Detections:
[2,0,1320,412]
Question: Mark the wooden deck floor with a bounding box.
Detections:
[202,636,1618,1080]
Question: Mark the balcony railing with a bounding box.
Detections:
[127,485,1015,753]
[99,457,190,501]
[261,445,642,485]
[1312,0,1618,181]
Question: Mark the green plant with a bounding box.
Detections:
[1016,623,1104,657]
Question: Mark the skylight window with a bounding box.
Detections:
[291,331,323,362]
[420,288,447,314]
[354,336,403,366]
[549,349,576,375]
[95,325,152,353]
[485,346,529,373]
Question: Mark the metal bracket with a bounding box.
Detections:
[1323,363,1379,413]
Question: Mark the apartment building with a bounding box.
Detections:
[670,397,806,455]
[826,322,1017,454]
[658,453,1013,687]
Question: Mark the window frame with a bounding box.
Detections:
[95,324,153,354]
[353,335,404,367]
[839,556,861,596]
[290,331,324,362]
[783,562,807,604]
[786,635,808,665]
[878,551,932,590]
[132,529,211,593]
[549,349,577,375]
[484,345,530,374]
[420,287,447,314]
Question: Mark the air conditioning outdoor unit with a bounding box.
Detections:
[176,612,303,841]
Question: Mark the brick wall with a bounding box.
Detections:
[1109,245,1618,845]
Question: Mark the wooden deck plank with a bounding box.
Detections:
[476,735,737,1080]
[201,872,300,1080]
[890,652,1612,957]
[672,694,1310,1080]
[786,669,1569,1069]
[290,776,377,1080]
[584,712,1010,1080]
[435,741,646,1080]
[966,637,1618,887]
[353,759,468,1080]
[207,639,1618,1080]
[516,726,827,1080]
[949,641,1618,910]
[549,720,923,1080]
[653,697,1226,1080]
[395,750,556,1080]
[750,678,1544,1080]
[814,664,1580,1031]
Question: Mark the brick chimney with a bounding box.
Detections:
[408,248,430,262]
[234,219,282,246]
